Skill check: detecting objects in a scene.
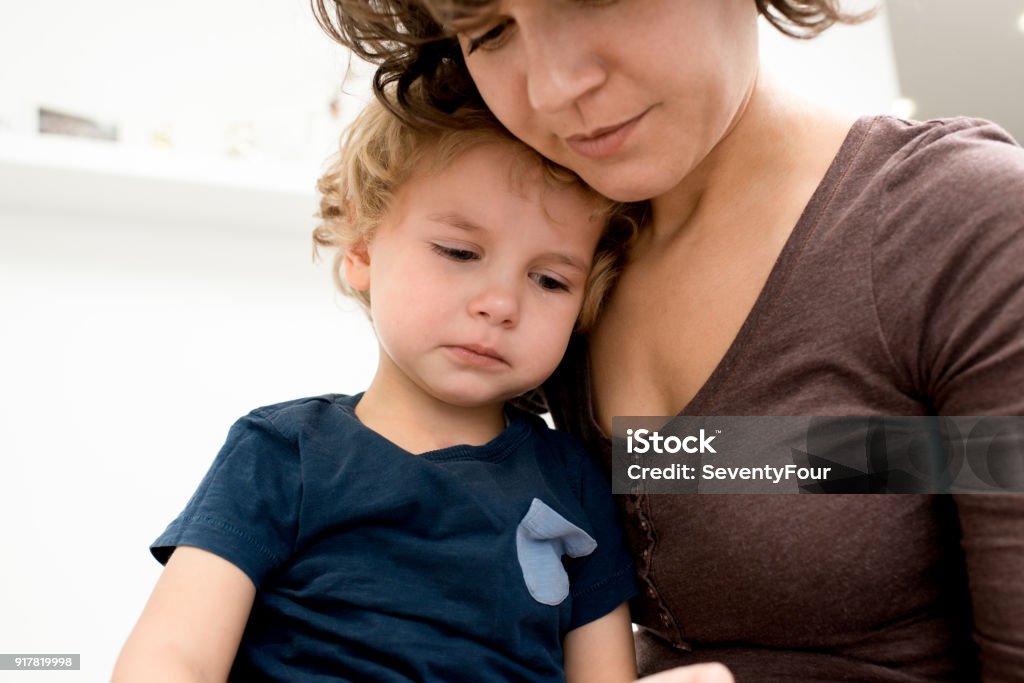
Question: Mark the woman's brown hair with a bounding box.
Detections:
[312,0,874,130]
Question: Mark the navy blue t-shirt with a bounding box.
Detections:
[152,394,636,682]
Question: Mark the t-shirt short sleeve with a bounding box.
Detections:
[150,411,301,587]
[873,118,1024,415]
[561,436,638,630]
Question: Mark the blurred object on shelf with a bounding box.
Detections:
[38,107,118,141]
[150,124,175,150]
[225,122,258,159]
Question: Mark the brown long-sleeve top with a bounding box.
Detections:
[544,116,1024,682]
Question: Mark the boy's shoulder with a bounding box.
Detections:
[509,405,595,471]
[245,393,357,441]
[510,403,571,437]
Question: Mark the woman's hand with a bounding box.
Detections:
[636,663,734,683]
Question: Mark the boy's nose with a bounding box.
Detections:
[468,285,520,328]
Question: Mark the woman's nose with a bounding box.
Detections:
[468,284,520,328]
[523,24,606,114]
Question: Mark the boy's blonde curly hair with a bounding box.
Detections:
[313,98,643,331]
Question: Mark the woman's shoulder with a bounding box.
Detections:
[857,118,1024,414]
[854,115,1024,255]
[862,115,1024,200]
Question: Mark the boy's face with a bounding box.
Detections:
[345,141,605,409]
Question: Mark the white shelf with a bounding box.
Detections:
[0,133,321,233]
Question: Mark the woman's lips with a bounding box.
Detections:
[565,109,649,160]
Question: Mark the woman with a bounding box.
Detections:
[314,1,1024,680]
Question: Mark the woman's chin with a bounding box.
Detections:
[574,162,684,204]
[585,176,676,204]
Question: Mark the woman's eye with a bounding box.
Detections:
[532,273,571,292]
[432,244,479,262]
[466,18,514,54]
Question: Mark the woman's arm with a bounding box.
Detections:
[953,494,1024,680]
[870,120,1024,678]
[564,602,637,683]
[111,546,256,683]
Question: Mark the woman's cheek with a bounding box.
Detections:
[467,63,531,139]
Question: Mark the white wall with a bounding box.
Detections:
[0,208,381,681]
[759,4,902,115]
[0,0,375,165]
[0,2,900,680]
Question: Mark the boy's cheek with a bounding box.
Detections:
[529,320,576,369]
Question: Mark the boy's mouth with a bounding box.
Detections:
[444,344,509,368]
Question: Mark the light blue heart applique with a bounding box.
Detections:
[516,498,597,605]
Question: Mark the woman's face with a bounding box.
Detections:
[456,0,761,202]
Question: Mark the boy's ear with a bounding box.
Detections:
[343,241,371,292]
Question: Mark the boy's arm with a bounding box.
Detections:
[564,602,637,683]
[111,546,256,683]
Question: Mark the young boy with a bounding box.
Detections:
[112,100,639,683]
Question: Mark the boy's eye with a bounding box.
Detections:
[466,18,514,54]
[531,273,571,293]
[432,244,479,262]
